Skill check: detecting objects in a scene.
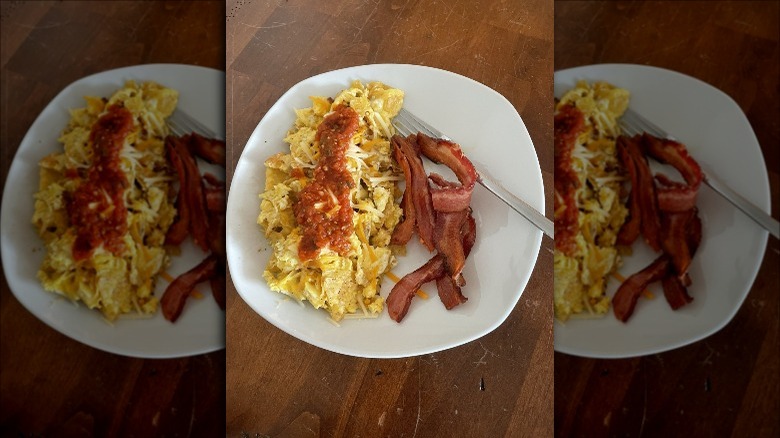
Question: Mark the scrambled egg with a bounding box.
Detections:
[33,81,179,320]
[258,80,405,321]
[554,81,630,321]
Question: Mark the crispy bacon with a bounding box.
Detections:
[392,135,436,251]
[617,135,662,251]
[613,256,670,322]
[203,173,226,212]
[643,134,702,213]
[165,135,210,251]
[163,133,226,323]
[390,141,416,246]
[161,254,218,322]
[387,256,446,322]
[416,133,478,213]
[661,209,696,277]
[434,209,469,281]
[614,133,704,321]
[188,132,226,166]
[662,274,693,310]
[387,214,476,322]
[616,135,642,246]
[389,132,481,322]
[554,105,585,255]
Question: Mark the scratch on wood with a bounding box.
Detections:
[412,357,422,438]
[240,20,296,30]
[473,341,496,366]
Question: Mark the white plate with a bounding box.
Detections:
[1,64,226,358]
[228,64,544,358]
[554,64,771,358]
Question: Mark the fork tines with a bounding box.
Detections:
[619,108,669,139]
[393,108,448,140]
[168,110,220,139]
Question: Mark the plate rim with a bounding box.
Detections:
[552,63,770,358]
[1,63,226,359]
[227,63,544,358]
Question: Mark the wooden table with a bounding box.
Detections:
[225,0,554,436]
[554,2,779,436]
[0,2,225,436]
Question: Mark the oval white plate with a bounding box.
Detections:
[228,64,544,358]
[554,64,770,358]
[1,64,226,358]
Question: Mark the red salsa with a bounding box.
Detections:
[67,104,134,261]
[553,104,585,256]
[294,105,359,261]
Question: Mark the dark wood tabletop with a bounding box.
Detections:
[0,1,225,436]
[554,2,779,437]
[225,0,554,436]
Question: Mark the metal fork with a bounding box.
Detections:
[393,108,554,239]
[167,109,222,140]
[620,108,779,239]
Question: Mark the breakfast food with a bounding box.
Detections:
[33,81,179,321]
[611,133,703,322]
[386,133,478,322]
[554,80,705,323]
[553,81,630,321]
[258,80,405,322]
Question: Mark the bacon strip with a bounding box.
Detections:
[612,256,669,322]
[161,255,218,322]
[643,134,702,213]
[617,135,662,251]
[616,135,641,246]
[416,133,478,213]
[390,141,416,246]
[165,135,210,251]
[434,209,469,281]
[388,214,476,322]
[662,274,693,310]
[188,132,226,166]
[553,105,585,255]
[387,256,446,322]
[614,132,704,321]
[392,135,436,251]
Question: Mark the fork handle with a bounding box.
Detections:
[702,171,779,239]
[476,173,554,239]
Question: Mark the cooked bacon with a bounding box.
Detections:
[662,274,693,310]
[390,141,416,246]
[437,276,468,310]
[387,256,446,322]
[388,213,476,322]
[165,137,191,246]
[661,209,697,277]
[613,256,669,322]
[642,134,702,213]
[616,135,641,246]
[416,133,478,213]
[165,135,210,252]
[161,254,218,322]
[389,131,481,322]
[392,135,436,251]
[163,133,226,323]
[188,132,226,166]
[618,135,662,251]
[614,133,704,321]
[203,174,226,213]
[554,105,585,255]
[434,209,469,281]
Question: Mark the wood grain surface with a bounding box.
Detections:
[554,2,779,437]
[225,0,554,436]
[0,1,225,436]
